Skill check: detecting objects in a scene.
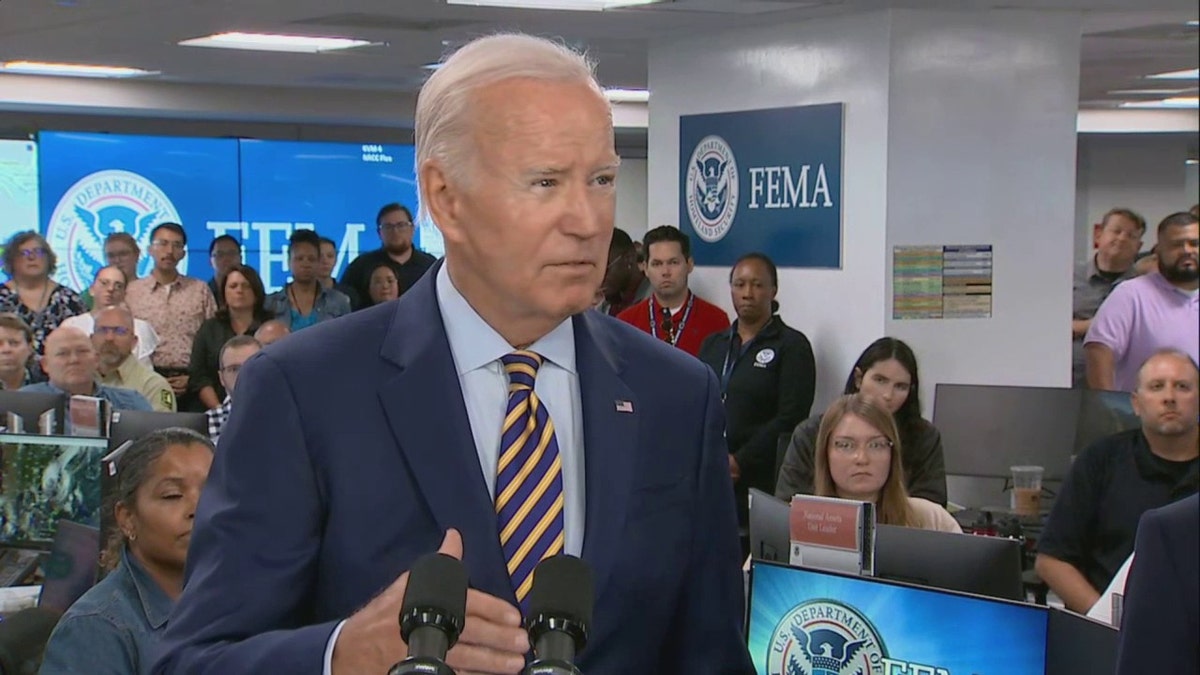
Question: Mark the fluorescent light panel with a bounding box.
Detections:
[1188,20,1199,27]
[446,0,660,10]
[179,32,374,53]
[1119,96,1199,109]
[605,88,649,103]
[1147,68,1199,80]
[1108,88,1191,95]
[0,60,155,78]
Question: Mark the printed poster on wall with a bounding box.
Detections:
[678,103,844,268]
[893,244,994,319]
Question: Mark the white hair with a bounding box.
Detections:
[414,33,604,222]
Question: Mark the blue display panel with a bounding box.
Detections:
[38,132,241,291]
[37,133,433,293]
[0,138,40,248]
[748,562,1048,675]
[237,140,431,292]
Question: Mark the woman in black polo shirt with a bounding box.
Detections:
[699,252,816,528]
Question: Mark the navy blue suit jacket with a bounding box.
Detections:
[153,264,753,674]
[1116,493,1199,675]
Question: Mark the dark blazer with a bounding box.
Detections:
[153,262,753,674]
[698,317,815,523]
[1116,493,1199,675]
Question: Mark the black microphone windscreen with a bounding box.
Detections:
[401,553,468,624]
[527,555,594,629]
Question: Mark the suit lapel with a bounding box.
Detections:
[376,267,511,599]
[575,312,638,602]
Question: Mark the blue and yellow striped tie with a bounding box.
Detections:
[496,351,565,612]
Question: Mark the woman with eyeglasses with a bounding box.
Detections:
[0,231,86,356]
[264,230,351,331]
[776,337,948,507]
[189,264,273,410]
[698,252,815,528]
[810,394,960,532]
[40,428,214,675]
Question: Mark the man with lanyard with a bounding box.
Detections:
[617,225,729,357]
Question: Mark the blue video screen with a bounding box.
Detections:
[37,132,435,293]
[748,562,1048,675]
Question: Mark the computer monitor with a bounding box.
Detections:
[933,383,1081,480]
[874,524,1024,601]
[748,489,1024,601]
[747,560,1048,675]
[0,433,107,546]
[106,410,209,454]
[1044,606,1119,675]
[37,519,101,614]
[0,391,66,436]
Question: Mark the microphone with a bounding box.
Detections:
[387,553,468,675]
[521,556,594,675]
[0,607,61,675]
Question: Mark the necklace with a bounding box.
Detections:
[12,280,51,313]
[288,283,316,316]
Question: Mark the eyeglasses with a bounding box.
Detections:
[152,240,185,251]
[211,249,241,259]
[831,439,893,456]
[106,249,136,261]
[94,325,131,337]
[17,247,47,260]
[96,279,126,291]
[378,221,413,232]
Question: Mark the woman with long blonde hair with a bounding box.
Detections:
[813,394,960,532]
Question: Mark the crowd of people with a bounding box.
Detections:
[13,30,1198,675]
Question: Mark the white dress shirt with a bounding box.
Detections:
[323,264,586,672]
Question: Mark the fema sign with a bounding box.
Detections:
[679,103,843,268]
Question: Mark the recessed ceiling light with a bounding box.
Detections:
[1187,159,1199,165]
[178,32,376,53]
[1107,88,1190,95]
[0,61,156,78]
[421,63,442,70]
[1188,20,1199,27]
[1119,96,1199,109]
[446,0,661,10]
[1146,68,1199,80]
[605,88,649,103]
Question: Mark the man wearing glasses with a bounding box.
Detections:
[207,235,243,300]
[92,305,176,412]
[21,325,151,412]
[206,335,261,446]
[61,265,160,367]
[339,203,437,310]
[125,223,217,412]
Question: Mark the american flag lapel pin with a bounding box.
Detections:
[615,400,634,413]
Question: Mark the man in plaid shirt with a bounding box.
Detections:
[207,336,262,445]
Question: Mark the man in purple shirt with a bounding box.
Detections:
[1086,212,1199,392]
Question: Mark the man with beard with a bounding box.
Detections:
[339,204,437,310]
[92,305,176,412]
[1085,212,1199,392]
[1036,350,1198,614]
[1072,208,1145,386]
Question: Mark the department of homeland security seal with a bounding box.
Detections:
[767,600,888,675]
[45,169,184,290]
[685,134,739,243]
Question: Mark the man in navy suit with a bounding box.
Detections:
[153,33,752,675]
[1116,493,1199,675]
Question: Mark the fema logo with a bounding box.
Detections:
[685,134,738,243]
[46,170,184,290]
[767,600,887,675]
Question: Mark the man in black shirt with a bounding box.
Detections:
[1036,349,1199,613]
[339,203,436,309]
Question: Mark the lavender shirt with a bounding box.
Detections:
[1084,271,1200,391]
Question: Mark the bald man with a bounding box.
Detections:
[21,326,152,412]
[253,319,291,346]
[92,305,176,413]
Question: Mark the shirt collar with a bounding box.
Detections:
[114,354,140,382]
[435,264,576,376]
[1146,270,1198,299]
[121,547,174,629]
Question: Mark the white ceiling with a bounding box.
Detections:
[0,0,1196,110]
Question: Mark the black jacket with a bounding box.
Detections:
[698,317,816,521]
